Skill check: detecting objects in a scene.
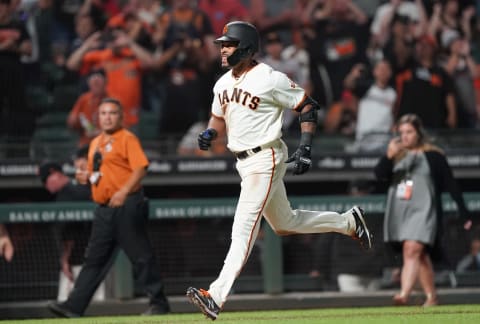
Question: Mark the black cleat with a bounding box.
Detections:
[349,206,373,249]
[186,287,220,320]
[47,302,81,318]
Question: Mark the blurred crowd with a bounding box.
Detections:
[0,0,479,157]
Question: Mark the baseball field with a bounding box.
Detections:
[1,305,480,323]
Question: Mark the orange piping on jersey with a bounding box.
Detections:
[234,148,276,285]
[293,94,308,112]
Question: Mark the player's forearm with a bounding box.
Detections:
[300,120,316,136]
[300,120,316,147]
[207,115,226,134]
[299,103,316,146]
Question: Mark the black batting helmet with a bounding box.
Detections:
[214,21,260,65]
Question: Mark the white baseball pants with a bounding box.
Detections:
[208,140,355,307]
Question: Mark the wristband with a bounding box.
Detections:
[299,132,313,147]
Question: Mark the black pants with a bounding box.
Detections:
[63,191,170,315]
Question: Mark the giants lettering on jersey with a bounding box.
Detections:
[218,88,260,110]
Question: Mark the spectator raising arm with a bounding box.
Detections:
[302,0,331,23]
[66,31,102,71]
[346,0,368,25]
[114,31,153,68]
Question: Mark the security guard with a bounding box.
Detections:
[48,98,170,317]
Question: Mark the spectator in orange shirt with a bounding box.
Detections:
[66,26,153,130]
[67,69,108,147]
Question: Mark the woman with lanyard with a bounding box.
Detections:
[374,113,472,307]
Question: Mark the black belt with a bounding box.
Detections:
[234,146,262,160]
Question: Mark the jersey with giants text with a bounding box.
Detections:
[211,63,306,152]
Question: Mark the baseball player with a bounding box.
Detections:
[186,21,373,321]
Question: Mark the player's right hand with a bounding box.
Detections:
[198,128,218,151]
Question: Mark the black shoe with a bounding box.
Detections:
[47,302,81,318]
[142,304,170,316]
[186,287,220,320]
[349,206,373,249]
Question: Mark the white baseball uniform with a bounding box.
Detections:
[207,62,356,307]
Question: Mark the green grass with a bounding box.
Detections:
[2,305,480,323]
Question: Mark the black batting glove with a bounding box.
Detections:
[198,128,218,151]
[285,144,312,175]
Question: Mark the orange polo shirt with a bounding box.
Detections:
[88,128,149,204]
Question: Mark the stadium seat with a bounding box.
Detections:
[29,127,79,160]
[41,62,66,83]
[138,111,160,141]
[25,85,52,114]
[35,112,69,128]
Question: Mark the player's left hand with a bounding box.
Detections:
[198,128,218,151]
[286,144,312,175]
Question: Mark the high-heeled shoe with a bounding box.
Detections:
[393,292,408,306]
